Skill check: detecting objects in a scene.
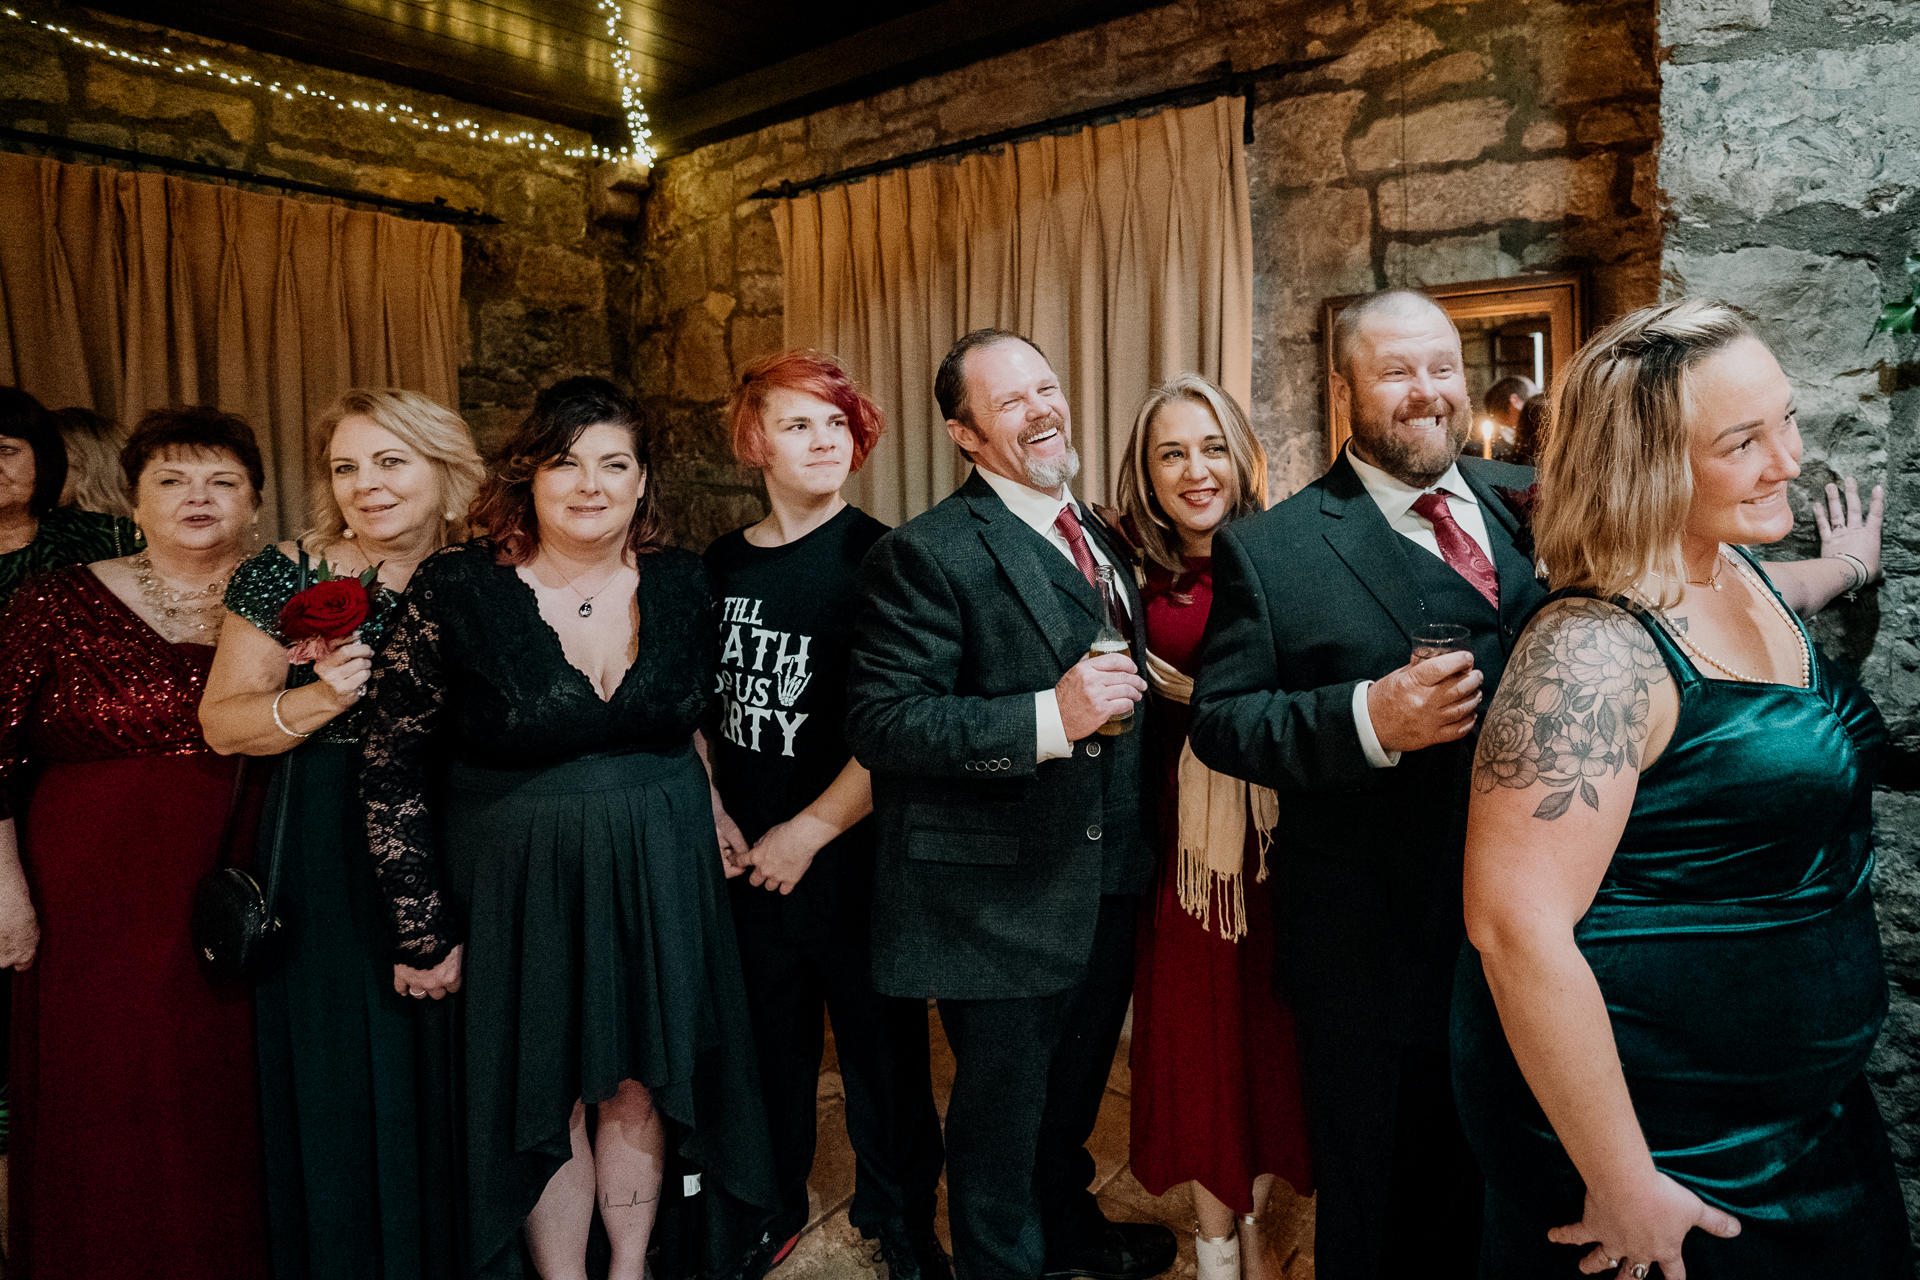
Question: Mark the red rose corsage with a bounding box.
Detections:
[278,561,379,664]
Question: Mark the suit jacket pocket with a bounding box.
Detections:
[906,827,1021,865]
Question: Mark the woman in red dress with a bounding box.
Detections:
[0,406,271,1280]
[1110,376,1313,1280]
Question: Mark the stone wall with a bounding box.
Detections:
[1659,0,1920,1242]
[0,6,629,462]
[632,0,1664,547]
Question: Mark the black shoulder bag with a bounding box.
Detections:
[190,545,308,981]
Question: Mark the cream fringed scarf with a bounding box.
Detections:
[1145,649,1279,942]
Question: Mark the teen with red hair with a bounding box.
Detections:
[703,351,947,1280]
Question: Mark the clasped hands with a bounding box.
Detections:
[1367,649,1483,753]
[717,807,833,895]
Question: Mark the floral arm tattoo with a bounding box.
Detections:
[1473,599,1671,821]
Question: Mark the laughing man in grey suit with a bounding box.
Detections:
[847,330,1178,1280]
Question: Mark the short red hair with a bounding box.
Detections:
[728,350,884,473]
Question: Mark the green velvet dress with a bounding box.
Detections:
[225,544,457,1280]
[0,507,139,607]
[1452,564,1910,1277]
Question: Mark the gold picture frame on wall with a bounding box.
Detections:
[1320,272,1587,462]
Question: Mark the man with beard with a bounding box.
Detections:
[847,329,1176,1280]
[1188,290,1544,1279]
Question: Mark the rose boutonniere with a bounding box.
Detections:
[278,561,379,664]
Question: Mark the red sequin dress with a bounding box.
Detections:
[1128,557,1315,1211]
[0,566,269,1280]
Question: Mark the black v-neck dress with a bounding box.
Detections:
[361,540,777,1278]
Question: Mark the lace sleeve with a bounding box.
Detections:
[359,578,455,965]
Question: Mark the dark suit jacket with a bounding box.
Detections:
[1189,452,1544,1047]
[846,470,1155,1002]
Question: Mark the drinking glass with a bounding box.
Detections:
[1411,623,1471,664]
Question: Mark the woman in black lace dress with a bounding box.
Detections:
[360,378,776,1280]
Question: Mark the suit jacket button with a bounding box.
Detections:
[1087,824,1102,840]
[965,761,976,771]
[999,757,1010,768]
[1085,741,1101,758]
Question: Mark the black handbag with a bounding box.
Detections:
[190,755,289,981]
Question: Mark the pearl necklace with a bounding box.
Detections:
[133,550,235,645]
[1656,548,1810,687]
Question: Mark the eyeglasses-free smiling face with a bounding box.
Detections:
[1337,303,1472,489]
[1146,397,1238,551]
[756,386,852,502]
[530,421,645,550]
[946,338,1078,493]
[131,446,259,554]
[329,413,444,546]
[1684,336,1803,550]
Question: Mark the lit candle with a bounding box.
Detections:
[1480,419,1494,460]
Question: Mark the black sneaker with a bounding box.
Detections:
[740,1225,804,1280]
[874,1223,952,1280]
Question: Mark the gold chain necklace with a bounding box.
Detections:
[1656,548,1810,686]
[133,550,235,644]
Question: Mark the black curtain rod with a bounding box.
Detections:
[0,126,502,227]
[748,51,1340,201]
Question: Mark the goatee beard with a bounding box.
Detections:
[1350,400,1470,489]
[1024,444,1080,491]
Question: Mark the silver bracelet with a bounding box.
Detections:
[271,688,312,740]
[1833,552,1871,601]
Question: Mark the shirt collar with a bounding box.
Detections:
[1345,447,1477,525]
[976,466,1078,541]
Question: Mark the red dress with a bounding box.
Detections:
[1129,557,1314,1211]
[0,567,268,1280]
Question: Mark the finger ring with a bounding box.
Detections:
[408,987,424,997]
[1630,1267,1648,1280]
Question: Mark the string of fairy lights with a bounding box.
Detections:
[2,3,657,167]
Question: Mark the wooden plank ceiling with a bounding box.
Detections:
[92,0,1163,157]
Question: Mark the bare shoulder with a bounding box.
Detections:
[1473,598,1671,820]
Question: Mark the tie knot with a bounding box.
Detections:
[1411,491,1454,523]
[1054,505,1086,541]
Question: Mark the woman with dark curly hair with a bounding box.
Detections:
[359,376,775,1279]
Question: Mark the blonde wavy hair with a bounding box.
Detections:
[303,389,483,558]
[52,407,130,517]
[1115,374,1269,576]
[1535,299,1758,608]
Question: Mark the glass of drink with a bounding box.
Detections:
[1411,623,1471,664]
[1092,565,1133,735]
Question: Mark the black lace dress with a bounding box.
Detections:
[360,541,777,1279]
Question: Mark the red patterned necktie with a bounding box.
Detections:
[1053,505,1101,591]
[1410,491,1499,608]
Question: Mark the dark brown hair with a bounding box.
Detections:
[470,376,661,566]
[934,329,1047,424]
[120,406,266,496]
[0,386,67,517]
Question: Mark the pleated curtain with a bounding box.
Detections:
[0,151,461,538]
[772,96,1253,526]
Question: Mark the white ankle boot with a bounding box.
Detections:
[1195,1227,1240,1280]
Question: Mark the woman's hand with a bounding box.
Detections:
[1813,476,1883,582]
[0,880,39,971]
[740,814,831,894]
[394,943,463,1000]
[714,795,750,878]
[1551,1172,1740,1279]
[312,634,374,707]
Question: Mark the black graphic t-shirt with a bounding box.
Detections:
[704,504,889,929]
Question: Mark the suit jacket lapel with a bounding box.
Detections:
[963,474,1098,672]
[1457,461,1539,642]
[1319,454,1428,645]
[1080,507,1144,630]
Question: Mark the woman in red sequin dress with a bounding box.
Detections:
[1109,377,1312,1280]
[0,408,271,1280]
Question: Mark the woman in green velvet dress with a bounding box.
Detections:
[200,389,483,1279]
[1452,299,1906,1278]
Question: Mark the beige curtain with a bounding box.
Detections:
[773,96,1252,526]
[0,151,461,537]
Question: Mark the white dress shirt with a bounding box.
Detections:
[975,467,1126,763]
[1344,449,1495,770]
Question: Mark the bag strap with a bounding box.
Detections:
[212,756,250,868]
[252,541,311,910]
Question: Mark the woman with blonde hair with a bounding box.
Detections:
[1108,375,1312,1280]
[1453,299,1903,1277]
[201,388,483,1280]
[52,406,133,519]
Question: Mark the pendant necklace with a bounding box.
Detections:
[558,564,622,618]
[1655,547,1810,687]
